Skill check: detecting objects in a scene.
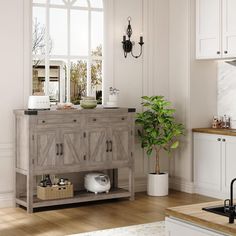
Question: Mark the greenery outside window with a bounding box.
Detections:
[32,0,103,104]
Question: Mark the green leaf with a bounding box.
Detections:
[146,149,152,156]
[171,141,179,149]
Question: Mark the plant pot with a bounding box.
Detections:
[147,172,169,196]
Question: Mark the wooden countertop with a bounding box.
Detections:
[192,128,236,137]
[166,200,236,235]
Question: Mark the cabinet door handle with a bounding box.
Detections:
[109,141,113,152]
[224,51,228,54]
[106,141,109,152]
[56,144,59,156]
[217,138,221,141]
[222,139,226,142]
[83,155,86,161]
[217,51,221,55]
[60,144,63,155]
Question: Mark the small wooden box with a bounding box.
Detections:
[37,185,73,200]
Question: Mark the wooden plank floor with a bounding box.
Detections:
[0,191,216,236]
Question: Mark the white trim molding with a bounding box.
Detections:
[170,177,194,194]
[0,192,14,208]
[0,143,14,159]
[119,177,147,193]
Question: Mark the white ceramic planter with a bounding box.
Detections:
[147,172,169,196]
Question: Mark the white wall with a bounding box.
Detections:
[168,0,217,192]
[0,0,219,207]
[0,0,25,207]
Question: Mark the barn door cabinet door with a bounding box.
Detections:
[87,127,110,164]
[60,128,87,165]
[109,126,130,163]
[33,130,59,169]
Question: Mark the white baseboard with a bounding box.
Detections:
[119,177,147,193]
[120,176,195,194]
[169,177,195,194]
[194,186,226,199]
[0,192,14,208]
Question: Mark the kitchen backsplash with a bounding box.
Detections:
[218,60,236,128]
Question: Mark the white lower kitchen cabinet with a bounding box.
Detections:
[166,217,228,236]
[194,132,236,199]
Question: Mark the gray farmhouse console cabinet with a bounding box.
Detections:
[14,108,135,213]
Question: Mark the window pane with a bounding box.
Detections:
[91,60,102,103]
[50,0,65,5]
[33,0,46,4]
[70,10,88,56]
[70,60,87,104]
[91,11,103,55]
[73,0,88,7]
[50,8,67,55]
[32,7,46,55]
[32,59,46,95]
[90,0,103,8]
[49,60,67,103]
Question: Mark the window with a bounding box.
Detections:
[32,0,103,104]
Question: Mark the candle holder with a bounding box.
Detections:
[122,17,144,59]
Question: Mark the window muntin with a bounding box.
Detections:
[32,0,103,104]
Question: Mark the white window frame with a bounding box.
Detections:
[32,0,104,102]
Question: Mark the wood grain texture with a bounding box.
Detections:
[166,200,236,236]
[15,108,135,212]
[193,128,236,136]
[0,191,215,236]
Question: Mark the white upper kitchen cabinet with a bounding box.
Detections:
[196,0,236,59]
[196,0,221,59]
[222,0,236,58]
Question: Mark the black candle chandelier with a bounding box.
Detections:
[122,17,144,59]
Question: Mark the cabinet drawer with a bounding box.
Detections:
[87,114,129,126]
[37,115,81,126]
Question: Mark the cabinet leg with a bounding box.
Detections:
[129,167,135,201]
[113,169,118,189]
[26,174,34,214]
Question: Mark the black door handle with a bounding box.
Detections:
[56,144,59,156]
[109,141,113,152]
[106,141,109,152]
[60,144,63,155]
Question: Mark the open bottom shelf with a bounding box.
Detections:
[16,188,131,209]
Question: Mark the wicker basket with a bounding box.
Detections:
[37,185,73,200]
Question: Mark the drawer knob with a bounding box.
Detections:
[93,118,97,121]
[42,120,45,123]
[73,119,77,122]
[222,139,226,142]
[121,117,125,120]
[217,138,221,141]
[217,51,221,55]
[224,51,228,54]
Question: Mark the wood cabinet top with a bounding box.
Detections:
[166,200,236,235]
[14,107,136,116]
[192,128,236,137]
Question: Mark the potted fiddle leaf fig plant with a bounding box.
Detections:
[136,96,184,196]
